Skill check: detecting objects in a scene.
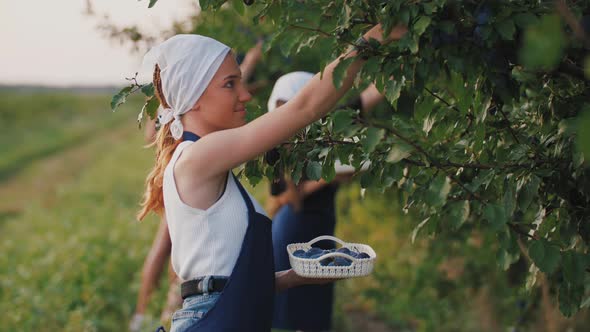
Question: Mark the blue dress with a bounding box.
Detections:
[272,183,339,331]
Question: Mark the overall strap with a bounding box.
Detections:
[232,173,255,213]
[182,131,201,142]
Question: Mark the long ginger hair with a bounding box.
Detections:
[137,64,182,221]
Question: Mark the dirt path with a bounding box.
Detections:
[0,124,140,215]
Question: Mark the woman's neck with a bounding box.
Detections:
[182,112,214,138]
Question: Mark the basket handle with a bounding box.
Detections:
[308,252,363,261]
[307,235,348,247]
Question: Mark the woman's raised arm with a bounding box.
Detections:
[186,24,407,178]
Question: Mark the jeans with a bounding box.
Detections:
[169,276,223,332]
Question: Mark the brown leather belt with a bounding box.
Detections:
[180,277,228,299]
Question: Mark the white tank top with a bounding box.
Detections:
[163,141,267,281]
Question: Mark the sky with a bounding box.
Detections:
[0,0,196,87]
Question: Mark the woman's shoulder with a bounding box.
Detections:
[173,149,229,211]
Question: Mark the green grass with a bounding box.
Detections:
[0,91,152,331]
[1,91,588,332]
[0,92,138,182]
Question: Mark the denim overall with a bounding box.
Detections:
[177,131,275,332]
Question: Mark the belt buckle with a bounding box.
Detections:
[197,277,213,293]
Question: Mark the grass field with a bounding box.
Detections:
[0,91,390,332]
[1,90,587,332]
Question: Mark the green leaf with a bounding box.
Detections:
[448,200,470,230]
[148,0,158,8]
[292,161,304,184]
[387,142,413,163]
[411,217,430,244]
[497,248,520,271]
[337,2,352,28]
[503,179,516,218]
[561,251,589,286]
[484,204,507,231]
[279,32,301,57]
[528,239,561,274]
[399,8,410,25]
[332,110,353,134]
[332,57,355,89]
[517,176,540,212]
[244,159,262,186]
[321,150,336,182]
[497,230,521,270]
[508,144,529,161]
[385,78,404,105]
[519,15,565,70]
[360,170,375,189]
[381,163,403,188]
[422,114,435,135]
[413,16,431,36]
[408,36,419,54]
[334,144,354,166]
[362,128,384,154]
[423,3,436,15]
[305,161,322,181]
[495,19,516,40]
[559,282,584,317]
[143,97,160,119]
[425,175,451,207]
[511,66,536,83]
[362,57,381,81]
[110,86,133,111]
[141,83,155,97]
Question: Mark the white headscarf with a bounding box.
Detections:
[267,71,314,112]
[142,34,231,140]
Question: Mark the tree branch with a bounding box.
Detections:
[509,222,539,240]
[497,107,521,144]
[288,24,333,38]
[424,87,462,113]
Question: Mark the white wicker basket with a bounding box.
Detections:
[287,235,377,278]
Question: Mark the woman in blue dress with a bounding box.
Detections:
[267,73,385,332]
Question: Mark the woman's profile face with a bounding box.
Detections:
[192,53,252,132]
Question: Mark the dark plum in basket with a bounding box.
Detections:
[293,249,306,258]
[305,247,323,258]
[334,257,353,266]
[336,247,352,256]
[320,258,333,266]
